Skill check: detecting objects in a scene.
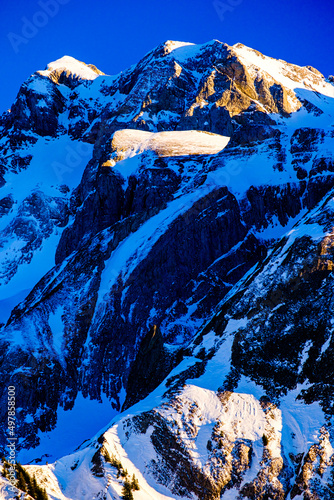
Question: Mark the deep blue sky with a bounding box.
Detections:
[0,0,333,113]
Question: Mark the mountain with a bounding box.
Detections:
[0,39,334,499]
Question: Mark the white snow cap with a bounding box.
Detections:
[39,55,101,81]
[163,40,196,53]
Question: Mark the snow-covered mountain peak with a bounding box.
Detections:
[166,38,227,64]
[233,42,334,99]
[37,55,104,86]
[162,40,195,54]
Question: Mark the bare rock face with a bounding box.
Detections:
[124,325,176,410]
[55,165,124,264]
[123,161,181,215]
[10,74,66,137]
[0,194,14,216]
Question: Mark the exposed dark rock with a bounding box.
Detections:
[10,74,66,137]
[0,194,14,216]
[124,325,176,410]
[124,163,181,216]
[55,167,124,263]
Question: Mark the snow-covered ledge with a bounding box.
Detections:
[104,129,230,166]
